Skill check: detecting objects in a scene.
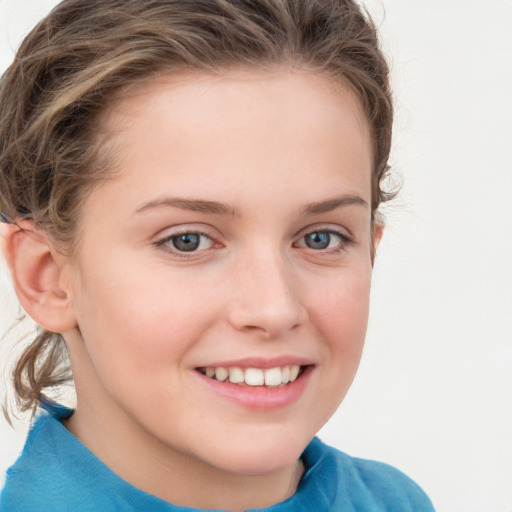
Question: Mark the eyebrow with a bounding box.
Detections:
[134,194,368,217]
[302,195,368,215]
[135,197,240,216]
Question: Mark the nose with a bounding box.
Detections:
[226,251,308,338]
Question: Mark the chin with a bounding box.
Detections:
[195,427,312,476]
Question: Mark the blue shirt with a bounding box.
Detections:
[1,410,435,511]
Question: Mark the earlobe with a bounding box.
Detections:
[3,220,77,333]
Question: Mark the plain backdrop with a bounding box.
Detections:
[0,1,511,511]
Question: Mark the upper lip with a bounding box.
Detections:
[195,356,315,369]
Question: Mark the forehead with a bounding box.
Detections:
[89,69,372,218]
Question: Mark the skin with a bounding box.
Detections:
[13,69,380,510]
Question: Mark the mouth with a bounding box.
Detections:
[196,364,308,388]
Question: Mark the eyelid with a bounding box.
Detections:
[156,231,211,247]
[294,223,353,242]
[153,223,220,242]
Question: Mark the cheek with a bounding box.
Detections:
[309,268,371,356]
[71,264,219,383]
[300,267,371,429]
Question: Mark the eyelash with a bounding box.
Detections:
[154,230,217,258]
[154,227,353,257]
[293,229,353,254]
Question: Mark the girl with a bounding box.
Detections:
[0,0,435,510]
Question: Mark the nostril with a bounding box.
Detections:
[226,298,308,338]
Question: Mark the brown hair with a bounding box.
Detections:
[0,0,393,415]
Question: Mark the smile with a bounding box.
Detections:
[194,359,314,410]
[196,365,304,387]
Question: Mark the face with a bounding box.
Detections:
[63,69,375,478]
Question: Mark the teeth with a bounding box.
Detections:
[215,367,228,382]
[202,364,303,386]
[264,367,282,386]
[245,368,264,386]
[228,367,244,384]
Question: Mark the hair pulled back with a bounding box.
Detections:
[0,0,393,414]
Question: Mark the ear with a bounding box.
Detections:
[371,221,384,266]
[2,220,77,333]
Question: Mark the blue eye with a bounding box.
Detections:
[162,232,214,252]
[297,230,350,251]
[304,232,331,249]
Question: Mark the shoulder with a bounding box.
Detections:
[0,410,173,512]
[1,411,99,511]
[1,412,71,511]
[301,438,435,512]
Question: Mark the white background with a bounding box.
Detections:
[0,1,511,511]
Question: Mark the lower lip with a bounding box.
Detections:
[195,366,313,411]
